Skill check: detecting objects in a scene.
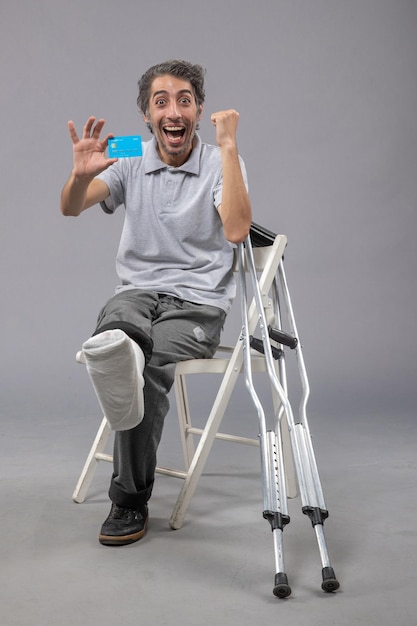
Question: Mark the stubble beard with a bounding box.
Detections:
[148,117,199,162]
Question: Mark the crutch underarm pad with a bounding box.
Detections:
[249,222,277,247]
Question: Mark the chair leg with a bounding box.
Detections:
[72,417,112,503]
[169,347,243,530]
[173,372,196,470]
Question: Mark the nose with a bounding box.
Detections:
[166,100,180,119]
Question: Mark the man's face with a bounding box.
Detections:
[143,74,202,167]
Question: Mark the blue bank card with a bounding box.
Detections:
[108,135,143,158]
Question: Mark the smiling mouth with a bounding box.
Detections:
[163,126,185,143]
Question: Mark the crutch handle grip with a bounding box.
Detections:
[268,326,298,350]
[250,336,283,360]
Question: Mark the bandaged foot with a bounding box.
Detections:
[82,329,145,431]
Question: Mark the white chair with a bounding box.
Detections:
[72,232,297,529]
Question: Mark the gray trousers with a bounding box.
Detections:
[92,289,226,510]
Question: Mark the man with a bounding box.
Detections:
[61,59,251,546]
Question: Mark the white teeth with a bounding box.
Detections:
[164,126,183,131]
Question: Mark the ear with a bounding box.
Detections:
[142,111,150,125]
[197,104,203,121]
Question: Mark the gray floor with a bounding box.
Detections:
[1,397,416,626]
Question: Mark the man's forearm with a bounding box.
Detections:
[219,145,252,243]
[60,172,94,216]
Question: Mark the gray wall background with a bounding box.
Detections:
[1,0,416,423]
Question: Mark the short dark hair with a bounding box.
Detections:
[137,59,206,116]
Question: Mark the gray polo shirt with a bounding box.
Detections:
[97,134,248,313]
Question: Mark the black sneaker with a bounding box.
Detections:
[99,503,149,546]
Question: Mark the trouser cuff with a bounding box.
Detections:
[109,479,153,510]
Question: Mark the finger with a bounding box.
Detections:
[82,116,96,138]
[67,120,80,144]
[91,118,106,139]
[101,133,115,150]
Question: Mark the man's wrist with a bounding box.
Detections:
[71,170,95,186]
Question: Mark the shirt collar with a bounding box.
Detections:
[143,134,202,175]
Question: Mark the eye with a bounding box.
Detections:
[155,98,166,106]
[179,97,191,105]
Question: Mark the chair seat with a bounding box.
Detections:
[175,349,270,375]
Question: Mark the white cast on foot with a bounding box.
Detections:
[82,329,145,431]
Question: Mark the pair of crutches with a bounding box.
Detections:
[238,227,340,598]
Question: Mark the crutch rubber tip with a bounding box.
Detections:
[321,566,340,592]
[273,572,292,598]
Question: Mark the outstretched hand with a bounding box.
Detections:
[210,109,240,149]
[68,116,117,178]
